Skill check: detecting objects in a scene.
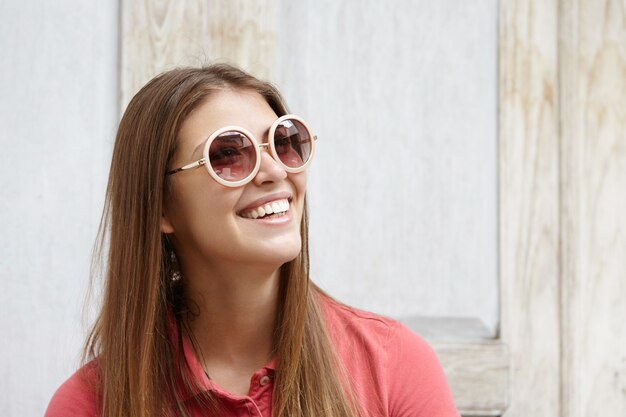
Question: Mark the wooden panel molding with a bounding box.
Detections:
[559,0,626,415]
[434,342,509,416]
[499,0,561,416]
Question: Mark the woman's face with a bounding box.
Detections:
[162,89,307,270]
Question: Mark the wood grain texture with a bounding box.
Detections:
[205,0,276,81]
[499,0,561,416]
[121,0,276,110]
[559,0,626,415]
[434,342,509,416]
[121,0,208,109]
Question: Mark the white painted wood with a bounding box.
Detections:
[204,0,277,81]
[559,0,626,415]
[120,0,209,109]
[120,0,277,110]
[276,0,501,338]
[120,0,501,338]
[434,342,509,416]
[499,1,561,416]
[0,0,118,415]
[402,317,494,341]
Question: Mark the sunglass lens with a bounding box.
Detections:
[208,131,256,182]
[273,119,312,168]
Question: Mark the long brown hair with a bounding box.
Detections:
[84,64,359,417]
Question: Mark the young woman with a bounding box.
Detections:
[45,64,459,417]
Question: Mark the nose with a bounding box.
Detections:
[252,146,287,185]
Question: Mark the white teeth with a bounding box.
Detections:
[241,198,290,219]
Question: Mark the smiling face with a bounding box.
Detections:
[161,89,307,272]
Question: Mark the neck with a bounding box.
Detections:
[180,258,281,372]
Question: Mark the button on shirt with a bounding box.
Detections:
[45,296,460,417]
[183,361,277,417]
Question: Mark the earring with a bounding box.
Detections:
[163,234,182,282]
[169,250,182,282]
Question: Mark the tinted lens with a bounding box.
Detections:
[208,131,256,181]
[273,119,312,168]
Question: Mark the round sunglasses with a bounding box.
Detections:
[166,114,316,187]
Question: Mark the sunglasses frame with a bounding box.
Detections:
[166,114,317,187]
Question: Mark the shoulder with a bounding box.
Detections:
[320,296,460,417]
[321,294,431,359]
[45,361,100,417]
[321,295,396,342]
[383,321,459,414]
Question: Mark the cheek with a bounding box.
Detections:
[165,178,241,234]
[291,172,307,222]
[291,171,307,195]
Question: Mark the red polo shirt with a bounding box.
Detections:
[45,298,460,416]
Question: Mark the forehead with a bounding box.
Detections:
[178,89,278,153]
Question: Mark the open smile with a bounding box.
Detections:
[239,198,291,220]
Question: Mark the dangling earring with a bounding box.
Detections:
[170,249,182,282]
[163,233,182,282]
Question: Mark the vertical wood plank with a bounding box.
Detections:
[205,0,277,81]
[560,0,626,415]
[120,0,208,109]
[499,0,561,416]
[120,0,276,110]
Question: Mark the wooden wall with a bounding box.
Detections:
[2,0,622,415]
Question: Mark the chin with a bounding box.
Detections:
[256,240,302,268]
[274,247,303,265]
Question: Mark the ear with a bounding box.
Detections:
[160,213,175,234]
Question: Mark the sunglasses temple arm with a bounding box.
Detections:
[167,159,206,175]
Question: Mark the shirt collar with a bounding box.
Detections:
[167,308,276,403]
